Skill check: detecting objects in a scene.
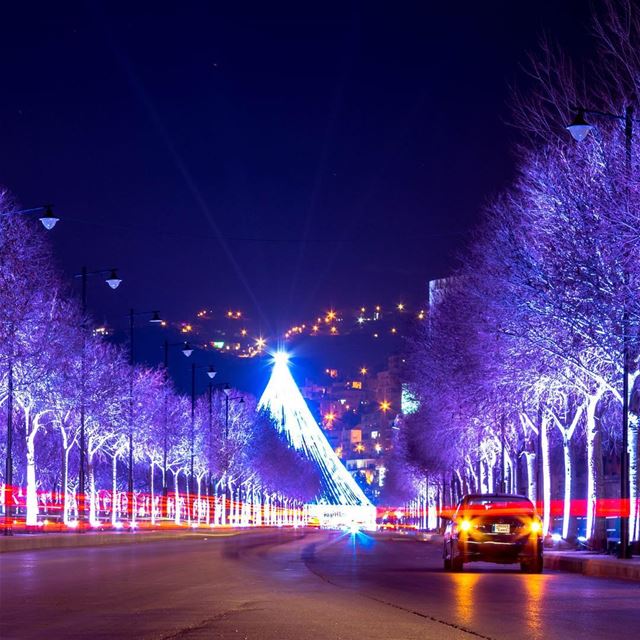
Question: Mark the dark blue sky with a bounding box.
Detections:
[1,1,588,377]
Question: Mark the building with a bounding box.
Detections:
[302,355,405,502]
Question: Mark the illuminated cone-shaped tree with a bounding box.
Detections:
[258,353,374,526]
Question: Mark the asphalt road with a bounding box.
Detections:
[1,529,638,640]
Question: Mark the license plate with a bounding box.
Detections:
[493,524,510,534]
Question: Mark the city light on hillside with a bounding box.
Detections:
[379,400,391,412]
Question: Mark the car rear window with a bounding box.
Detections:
[463,496,534,514]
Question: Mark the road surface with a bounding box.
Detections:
[1,529,638,639]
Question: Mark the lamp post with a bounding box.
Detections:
[207,367,217,498]
[500,414,506,493]
[567,105,635,558]
[189,365,217,491]
[2,205,58,536]
[3,357,14,536]
[74,266,122,529]
[221,383,243,525]
[127,309,162,526]
[187,363,216,524]
[161,340,193,516]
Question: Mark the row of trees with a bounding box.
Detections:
[0,190,320,530]
[395,1,640,547]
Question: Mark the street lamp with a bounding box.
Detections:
[106,270,123,290]
[73,266,122,529]
[2,204,58,535]
[160,340,192,517]
[566,104,635,559]
[3,354,14,536]
[0,204,59,230]
[188,363,218,523]
[127,309,163,526]
[206,367,217,500]
[566,109,594,142]
[214,382,244,525]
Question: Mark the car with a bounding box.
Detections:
[442,493,543,573]
[377,511,417,533]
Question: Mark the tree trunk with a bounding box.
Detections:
[629,413,639,542]
[25,427,38,526]
[541,416,551,535]
[88,456,98,526]
[196,475,202,524]
[221,480,227,526]
[174,470,181,525]
[586,387,607,549]
[561,435,573,539]
[111,453,118,526]
[186,473,191,525]
[465,458,477,493]
[585,388,605,547]
[62,444,71,525]
[150,460,155,525]
[525,451,537,503]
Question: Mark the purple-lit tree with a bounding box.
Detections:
[396,1,640,548]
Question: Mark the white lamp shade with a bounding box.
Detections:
[566,111,593,142]
[105,270,122,289]
[39,214,59,230]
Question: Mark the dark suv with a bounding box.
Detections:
[443,494,543,573]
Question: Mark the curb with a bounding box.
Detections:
[0,527,283,554]
[544,551,640,582]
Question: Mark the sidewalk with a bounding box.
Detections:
[0,527,269,553]
[543,550,640,581]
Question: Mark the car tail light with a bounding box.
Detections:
[529,519,542,534]
[453,519,472,535]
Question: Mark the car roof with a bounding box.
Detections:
[462,493,531,501]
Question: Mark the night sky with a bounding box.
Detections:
[1,1,588,389]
